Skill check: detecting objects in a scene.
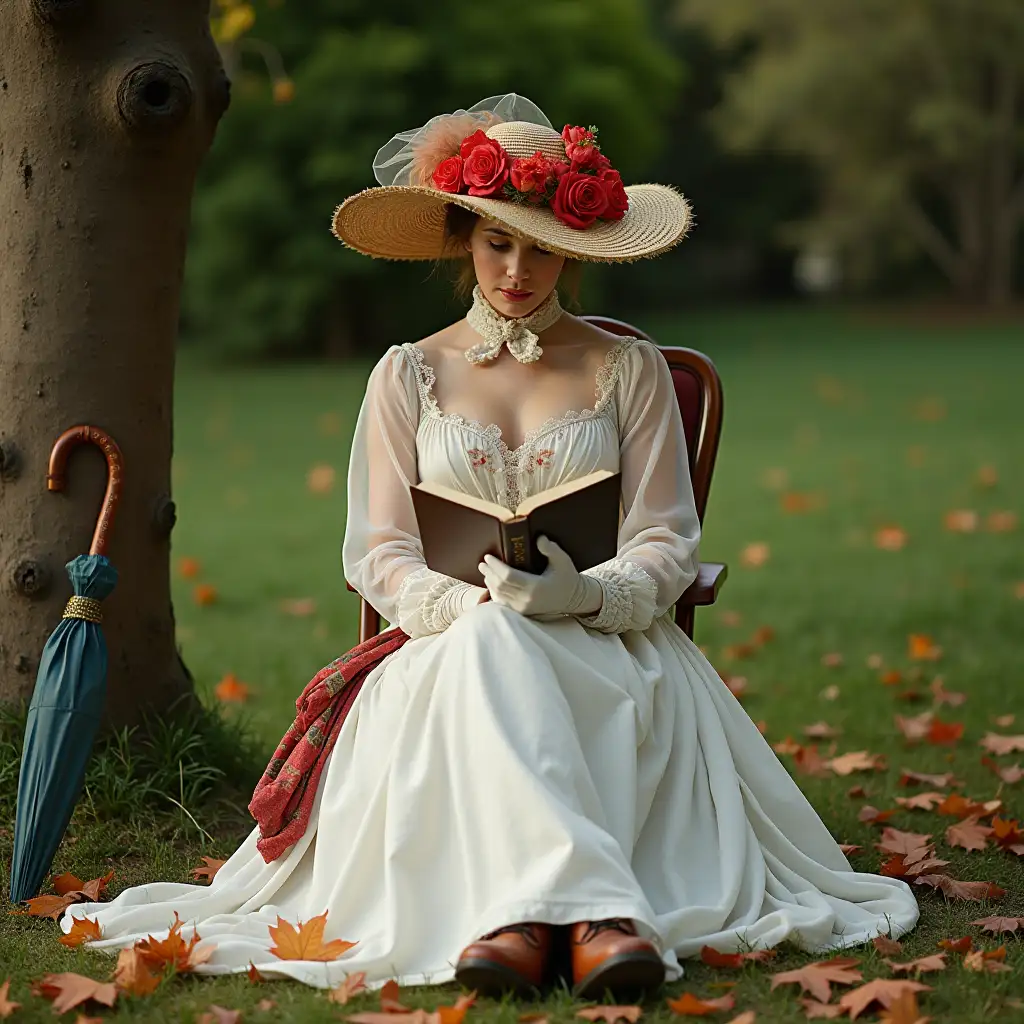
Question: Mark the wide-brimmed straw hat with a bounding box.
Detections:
[331,93,693,264]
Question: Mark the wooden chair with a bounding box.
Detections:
[347,318,727,643]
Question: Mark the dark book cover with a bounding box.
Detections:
[411,471,621,588]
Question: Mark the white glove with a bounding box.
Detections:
[478,536,603,617]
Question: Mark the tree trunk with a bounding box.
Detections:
[0,0,229,726]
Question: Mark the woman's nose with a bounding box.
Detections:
[506,249,530,283]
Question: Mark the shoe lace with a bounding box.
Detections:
[576,918,636,945]
[481,922,543,948]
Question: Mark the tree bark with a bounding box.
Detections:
[0,0,229,726]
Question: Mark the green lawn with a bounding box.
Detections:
[2,305,1023,1021]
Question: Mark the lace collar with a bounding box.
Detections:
[464,285,564,365]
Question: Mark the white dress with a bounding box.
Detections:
[63,337,920,989]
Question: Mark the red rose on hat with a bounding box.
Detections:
[570,145,611,173]
[552,170,611,229]
[598,168,628,221]
[460,130,510,197]
[511,151,567,202]
[561,125,597,163]
[432,155,464,194]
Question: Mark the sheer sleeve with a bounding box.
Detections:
[342,346,488,639]
[574,340,701,633]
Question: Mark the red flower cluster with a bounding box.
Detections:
[430,124,628,229]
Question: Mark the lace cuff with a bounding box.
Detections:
[395,565,487,638]
[574,559,660,633]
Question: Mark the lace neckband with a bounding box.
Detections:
[464,285,564,365]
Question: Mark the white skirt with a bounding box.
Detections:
[63,603,919,989]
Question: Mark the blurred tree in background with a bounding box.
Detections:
[184,0,681,358]
[679,0,1024,305]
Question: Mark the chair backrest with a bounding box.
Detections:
[351,321,725,643]
[581,317,723,522]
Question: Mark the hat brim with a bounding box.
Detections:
[331,183,693,264]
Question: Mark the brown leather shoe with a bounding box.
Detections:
[569,919,665,999]
[455,921,552,996]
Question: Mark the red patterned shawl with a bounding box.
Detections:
[249,626,410,862]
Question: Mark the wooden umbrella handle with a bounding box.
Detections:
[47,426,125,557]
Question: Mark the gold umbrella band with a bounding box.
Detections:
[63,596,103,624]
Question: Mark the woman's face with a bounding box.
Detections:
[465,218,566,318]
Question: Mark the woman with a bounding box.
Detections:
[63,93,919,999]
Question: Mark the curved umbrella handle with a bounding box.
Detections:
[47,426,125,557]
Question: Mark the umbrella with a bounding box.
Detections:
[9,425,124,903]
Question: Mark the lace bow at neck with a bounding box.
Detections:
[464,285,563,365]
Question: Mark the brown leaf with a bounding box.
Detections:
[969,916,1024,935]
[936,936,972,953]
[848,785,867,799]
[963,946,1011,972]
[113,948,162,997]
[797,999,846,1018]
[878,989,931,1024]
[908,635,942,661]
[980,756,1023,783]
[895,712,933,742]
[943,509,977,533]
[769,957,862,1003]
[52,872,87,896]
[578,1007,643,1023]
[899,769,960,788]
[912,875,1004,901]
[837,978,931,1020]
[134,912,215,973]
[666,992,735,1016]
[986,510,1018,532]
[895,792,946,811]
[929,678,965,707]
[883,953,946,975]
[214,673,250,703]
[925,718,963,745]
[196,1007,243,1024]
[979,732,1024,755]
[794,745,832,778]
[247,962,265,983]
[874,525,908,551]
[256,999,277,1011]
[268,910,356,962]
[826,751,886,775]
[191,857,227,883]
[279,597,318,617]
[803,721,840,738]
[379,979,409,1012]
[346,1013,434,1024]
[328,972,369,1004]
[24,894,77,920]
[193,583,219,606]
[991,816,1023,847]
[945,816,993,852]
[858,805,896,825]
[872,935,903,956]
[60,916,102,947]
[33,974,119,1015]
[739,543,770,568]
[820,684,841,701]
[0,980,21,1019]
[821,652,844,668]
[875,827,933,857]
[724,1014,756,1024]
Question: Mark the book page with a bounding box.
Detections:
[412,480,516,522]
[514,469,617,516]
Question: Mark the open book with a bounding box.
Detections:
[410,470,622,588]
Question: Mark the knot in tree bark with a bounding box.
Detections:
[117,62,193,135]
[153,494,177,538]
[29,0,88,25]
[0,441,23,482]
[11,558,51,599]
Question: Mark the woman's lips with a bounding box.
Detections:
[499,288,533,302]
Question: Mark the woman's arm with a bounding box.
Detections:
[572,340,701,634]
[342,346,488,638]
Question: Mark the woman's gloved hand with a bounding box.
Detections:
[478,536,603,617]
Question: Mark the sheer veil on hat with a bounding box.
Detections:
[332,92,693,264]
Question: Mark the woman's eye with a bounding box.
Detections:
[488,242,511,252]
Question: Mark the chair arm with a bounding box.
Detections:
[678,562,728,606]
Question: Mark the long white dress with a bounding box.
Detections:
[62,337,920,989]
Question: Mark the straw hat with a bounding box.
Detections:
[331,93,693,264]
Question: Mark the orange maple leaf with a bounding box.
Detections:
[666,991,735,1016]
[838,978,931,1020]
[858,805,896,825]
[873,525,908,551]
[577,1006,644,1023]
[991,816,1023,847]
[214,673,250,702]
[872,935,903,956]
[912,875,1004,901]
[878,989,930,1024]
[33,974,118,1015]
[177,556,202,579]
[133,912,215,973]
[247,962,265,983]
[979,731,1024,755]
[0,980,21,1019]
[883,953,946,974]
[307,463,337,494]
[908,635,942,661]
[379,978,409,1012]
[969,915,1024,935]
[113,948,162,997]
[699,945,775,968]
[193,583,219,606]
[328,971,369,1004]
[191,856,227,883]
[899,769,959,788]
[945,816,993,852]
[926,718,963,745]
[826,751,886,776]
[798,997,846,1018]
[60,916,102,947]
[943,509,978,533]
[739,542,770,568]
[963,946,1011,972]
[769,957,862,1003]
[895,792,947,811]
[936,936,972,953]
[268,910,356,962]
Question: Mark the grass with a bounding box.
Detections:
[2,304,1023,1021]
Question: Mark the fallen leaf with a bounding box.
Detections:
[848,785,867,799]
[858,805,896,825]
[986,510,1018,533]
[328,972,369,1004]
[214,673,250,703]
[724,1014,756,1024]
[177,557,202,579]
[699,946,776,968]
[60,916,102,947]
[798,999,845,1018]
[279,597,318,617]
[113,948,161,997]
[895,712,933,741]
[912,397,946,422]
[794,745,832,778]
[895,792,947,812]
[781,491,824,514]
[945,816,992,852]
[52,872,87,896]
[191,857,227,883]
[0,981,21,1019]
[899,770,959,788]
[33,974,118,1015]
[969,916,1024,935]
[873,525,908,551]
[875,826,934,856]
[578,1007,643,1023]
[980,757,1023,783]
[247,962,265,983]
[804,721,841,738]
[839,843,861,855]
[826,751,886,776]
[838,978,931,1020]
[991,816,1024,850]
[769,957,862,1003]
[23,894,78,919]
[883,953,946,975]
[1015,581,1024,600]
[908,635,942,661]
[821,652,844,668]
[975,464,999,487]
[980,732,1024,755]
[881,670,904,686]
[739,543,770,568]
[307,464,336,494]
[134,912,215,973]
[878,989,931,1024]
[929,678,965,707]
[963,946,1010,972]
[666,992,735,1015]
[196,1007,242,1024]
[193,583,219,606]
[379,978,408,1011]
[912,875,1004,901]
[872,936,903,956]
[994,713,1015,726]
[268,910,356,962]
[936,793,1001,819]
[926,718,963,745]
[943,509,977,533]
[256,999,277,1011]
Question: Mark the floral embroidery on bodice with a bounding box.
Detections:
[401,338,637,510]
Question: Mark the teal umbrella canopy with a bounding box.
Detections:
[10,555,119,903]
[8,424,125,905]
